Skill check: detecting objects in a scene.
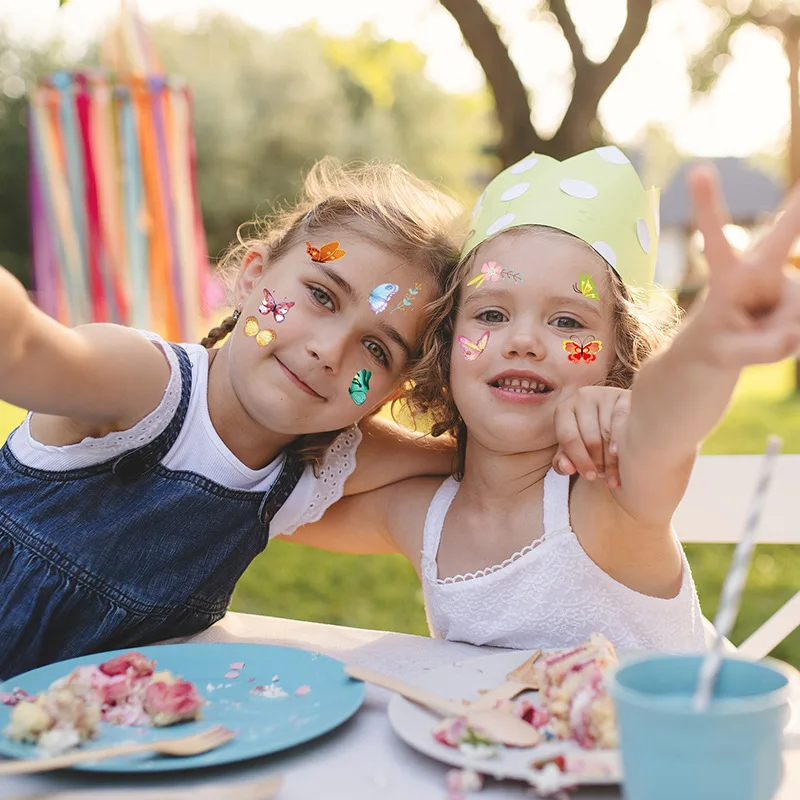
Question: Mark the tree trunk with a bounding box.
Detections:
[439,0,655,167]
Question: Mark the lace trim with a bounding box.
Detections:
[281,426,362,535]
[77,333,182,452]
[423,526,571,585]
[21,332,181,456]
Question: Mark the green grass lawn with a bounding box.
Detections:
[3,360,800,665]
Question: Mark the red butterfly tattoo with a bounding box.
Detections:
[562,336,603,363]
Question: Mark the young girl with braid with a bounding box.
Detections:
[0,158,473,678]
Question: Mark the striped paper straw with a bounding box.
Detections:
[693,435,783,711]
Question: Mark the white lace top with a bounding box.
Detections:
[8,331,361,538]
[420,469,707,652]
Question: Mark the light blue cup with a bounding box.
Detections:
[610,654,790,800]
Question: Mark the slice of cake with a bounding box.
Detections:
[4,651,204,754]
[528,633,618,748]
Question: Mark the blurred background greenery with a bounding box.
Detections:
[3,0,800,667]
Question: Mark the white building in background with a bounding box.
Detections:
[654,157,785,294]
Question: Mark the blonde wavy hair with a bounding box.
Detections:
[400,225,682,478]
[201,157,463,470]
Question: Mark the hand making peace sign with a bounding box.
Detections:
[690,165,800,367]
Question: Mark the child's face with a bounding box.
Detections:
[229,233,434,435]
[450,229,617,454]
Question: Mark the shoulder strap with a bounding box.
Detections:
[421,476,460,566]
[112,344,193,484]
[542,468,572,535]
[259,453,305,526]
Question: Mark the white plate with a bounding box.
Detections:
[387,649,621,792]
[387,649,800,792]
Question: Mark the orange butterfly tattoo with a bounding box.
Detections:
[306,241,346,263]
[562,336,603,363]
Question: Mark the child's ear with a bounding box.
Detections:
[234,250,268,305]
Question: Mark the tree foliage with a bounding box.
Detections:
[151,16,491,260]
[689,1,797,93]
[0,15,491,285]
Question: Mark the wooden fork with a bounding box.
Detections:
[468,649,542,711]
[0,725,236,775]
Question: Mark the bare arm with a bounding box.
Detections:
[343,414,454,495]
[0,266,170,428]
[612,168,800,525]
[278,476,437,567]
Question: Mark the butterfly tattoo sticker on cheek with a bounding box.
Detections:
[457,330,490,361]
[349,369,372,406]
[306,241,346,263]
[562,336,603,363]
[259,288,295,323]
[243,316,277,347]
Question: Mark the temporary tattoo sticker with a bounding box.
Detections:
[391,282,422,313]
[467,261,523,289]
[368,283,399,314]
[306,241,346,262]
[244,316,277,347]
[349,369,372,405]
[259,288,295,323]
[573,272,599,300]
[562,336,602,363]
[457,330,490,361]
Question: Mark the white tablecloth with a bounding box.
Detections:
[3,612,799,800]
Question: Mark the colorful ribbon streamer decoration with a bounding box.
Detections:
[29,1,213,341]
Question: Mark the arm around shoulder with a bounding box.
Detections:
[344,413,454,495]
[277,475,438,570]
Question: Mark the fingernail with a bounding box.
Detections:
[610,442,618,455]
[559,458,572,474]
[608,476,620,488]
[598,471,606,478]
[586,470,597,481]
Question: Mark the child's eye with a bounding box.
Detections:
[478,309,507,324]
[309,285,335,311]
[365,340,389,368]
[552,316,582,329]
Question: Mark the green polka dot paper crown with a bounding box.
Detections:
[463,146,660,288]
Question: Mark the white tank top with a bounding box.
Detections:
[420,469,706,652]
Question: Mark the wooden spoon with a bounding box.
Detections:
[468,649,542,711]
[0,726,235,775]
[345,664,540,747]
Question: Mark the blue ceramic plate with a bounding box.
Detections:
[0,642,364,772]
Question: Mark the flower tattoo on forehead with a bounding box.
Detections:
[391,283,422,313]
[467,261,523,289]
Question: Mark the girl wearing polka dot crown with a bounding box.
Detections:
[285,145,800,652]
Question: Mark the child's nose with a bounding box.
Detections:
[503,328,546,360]
[306,336,347,374]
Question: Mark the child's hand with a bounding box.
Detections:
[690,166,800,366]
[553,386,630,488]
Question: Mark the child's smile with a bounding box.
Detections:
[487,368,554,403]
[451,228,616,451]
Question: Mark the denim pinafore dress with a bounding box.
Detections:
[0,345,303,679]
